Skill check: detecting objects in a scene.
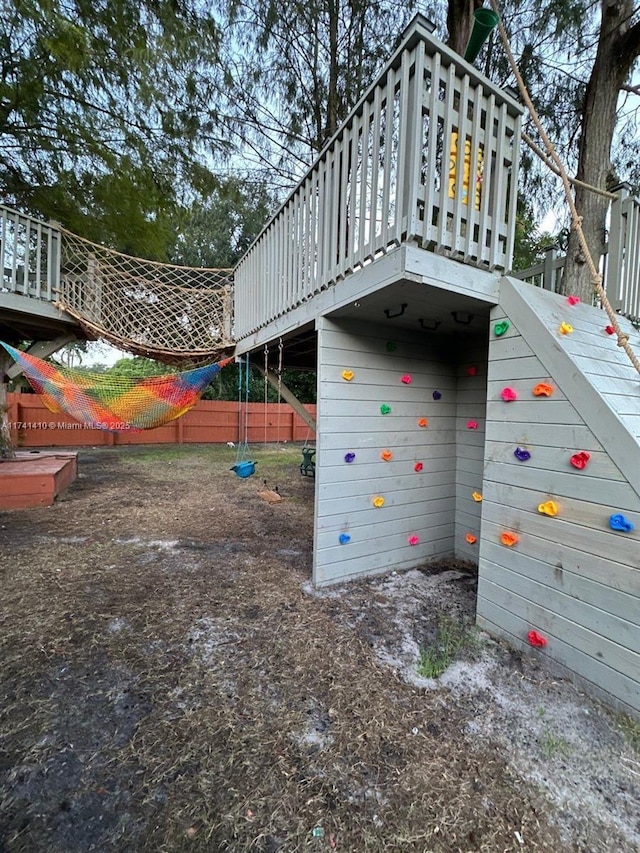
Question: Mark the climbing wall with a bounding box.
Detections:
[313,317,459,585]
[454,333,488,562]
[479,277,640,715]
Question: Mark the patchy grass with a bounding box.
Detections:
[417,614,478,679]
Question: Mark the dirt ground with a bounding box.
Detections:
[0,444,638,853]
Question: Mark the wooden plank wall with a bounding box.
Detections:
[479,278,640,715]
[454,333,488,561]
[313,317,460,585]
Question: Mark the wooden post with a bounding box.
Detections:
[0,353,16,459]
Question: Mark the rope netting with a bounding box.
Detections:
[1,341,232,431]
[57,230,234,366]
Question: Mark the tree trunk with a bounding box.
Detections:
[0,354,16,460]
[446,0,484,57]
[562,0,640,301]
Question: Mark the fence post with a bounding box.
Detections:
[542,245,559,291]
[607,184,629,312]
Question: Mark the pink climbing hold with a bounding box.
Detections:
[467,420,478,430]
[570,451,591,470]
[527,630,547,648]
[401,373,412,384]
[566,295,580,305]
[501,387,517,402]
[408,535,420,546]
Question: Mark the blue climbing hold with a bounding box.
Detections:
[339,533,351,545]
[231,461,256,479]
[609,513,635,533]
[514,447,531,462]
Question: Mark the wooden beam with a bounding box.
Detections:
[5,335,77,379]
[254,364,317,433]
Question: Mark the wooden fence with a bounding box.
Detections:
[6,393,316,447]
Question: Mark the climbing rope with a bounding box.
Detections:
[489,0,640,376]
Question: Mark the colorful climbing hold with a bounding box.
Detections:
[380,404,391,415]
[418,417,428,428]
[432,390,442,400]
[338,533,351,545]
[570,451,591,470]
[609,513,635,533]
[408,535,420,546]
[471,491,483,502]
[532,383,554,397]
[501,387,517,402]
[372,496,385,508]
[538,500,559,517]
[414,462,424,472]
[465,533,477,545]
[341,369,355,381]
[344,452,356,463]
[494,320,510,337]
[401,373,412,384]
[566,295,580,305]
[467,420,478,430]
[559,321,573,335]
[386,341,397,352]
[500,531,519,547]
[381,450,393,461]
[467,365,478,376]
[527,630,547,648]
[514,447,531,462]
[605,325,615,335]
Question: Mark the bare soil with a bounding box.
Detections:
[0,445,638,853]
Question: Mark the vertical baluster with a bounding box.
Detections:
[423,51,440,248]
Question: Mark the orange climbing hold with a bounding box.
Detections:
[471,491,483,502]
[500,531,519,547]
[418,417,428,428]
[532,383,554,397]
[465,533,477,544]
[381,450,393,461]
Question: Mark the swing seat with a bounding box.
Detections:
[231,460,257,479]
[300,446,316,478]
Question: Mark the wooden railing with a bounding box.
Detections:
[0,206,61,301]
[234,14,523,341]
[515,188,640,324]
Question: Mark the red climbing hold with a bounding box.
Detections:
[570,451,591,470]
[605,325,615,335]
[566,295,580,305]
[467,366,478,376]
[527,630,547,648]
[414,462,424,472]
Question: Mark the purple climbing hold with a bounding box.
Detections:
[432,390,442,400]
[609,513,635,533]
[344,452,356,463]
[514,447,531,462]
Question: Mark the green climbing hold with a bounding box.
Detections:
[494,320,510,337]
[380,404,391,415]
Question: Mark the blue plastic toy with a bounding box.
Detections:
[231,460,256,479]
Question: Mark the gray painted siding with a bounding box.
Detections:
[454,335,488,561]
[478,279,640,715]
[313,317,457,585]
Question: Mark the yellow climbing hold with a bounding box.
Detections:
[342,369,355,381]
[372,496,385,507]
[471,491,483,502]
[538,500,559,517]
[559,322,573,335]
